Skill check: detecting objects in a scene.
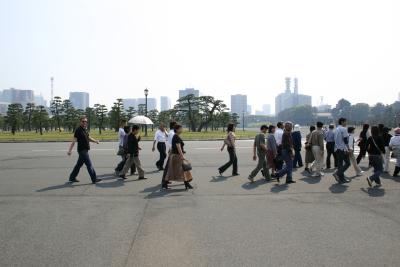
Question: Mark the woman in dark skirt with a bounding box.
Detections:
[164,124,193,190]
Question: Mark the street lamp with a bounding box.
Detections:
[144,88,149,136]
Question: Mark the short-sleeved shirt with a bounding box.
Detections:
[334,126,349,152]
[154,129,167,143]
[118,128,125,147]
[167,129,175,150]
[171,134,184,154]
[274,128,284,146]
[254,133,266,155]
[325,130,335,142]
[74,126,90,152]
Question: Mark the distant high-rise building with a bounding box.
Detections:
[160,96,171,111]
[0,102,9,115]
[231,94,248,115]
[34,94,47,107]
[247,105,252,115]
[1,88,34,108]
[137,98,157,111]
[122,99,137,111]
[69,92,89,110]
[179,88,200,99]
[275,78,312,115]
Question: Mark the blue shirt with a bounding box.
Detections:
[325,129,335,143]
[334,126,349,152]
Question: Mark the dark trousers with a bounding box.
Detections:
[275,145,283,170]
[156,142,167,169]
[69,150,97,182]
[326,142,337,168]
[219,147,238,175]
[162,155,170,183]
[277,150,293,182]
[369,155,383,184]
[292,149,303,167]
[336,150,350,180]
[356,147,367,164]
[115,157,136,174]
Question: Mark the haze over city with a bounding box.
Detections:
[1,0,399,111]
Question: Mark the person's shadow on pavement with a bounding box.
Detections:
[361,187,385,197]
[270,183,288,193]
[329,183,349,194]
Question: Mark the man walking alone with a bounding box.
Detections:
[67,116,102,184]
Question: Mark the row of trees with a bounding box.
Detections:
[0,94,238,134]
[277,99,400,127]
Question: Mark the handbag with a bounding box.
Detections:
[182,159,192,171]
[117,146,125,156]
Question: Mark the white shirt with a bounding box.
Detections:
[389,135,400,147]
[167,129,175,150]
[349,134,355,151]
[118,127,125,147]
[154,129,167,143]
[274,128,284,146]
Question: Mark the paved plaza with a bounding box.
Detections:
[0,140,399,267]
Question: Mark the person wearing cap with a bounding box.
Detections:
[389,128,400,177]
[382,127,393,173]
[325,124,337,169]
[292,124,303,168]
[348,126,363,176]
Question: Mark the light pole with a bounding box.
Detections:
[144,88,149,136]
[242,110,245,132]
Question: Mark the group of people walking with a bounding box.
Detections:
[67,115,400,190]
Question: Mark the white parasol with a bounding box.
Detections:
[128,115,154,125]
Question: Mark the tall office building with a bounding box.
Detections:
[275,77,312,114]
[230,94,248,115]
[69,92,89,110]
[247,105,252,115]
[137,98,157,111]
[122,99,137,110]
[160,96,171,111]
[179,88,200,99]
[0,88,34,108]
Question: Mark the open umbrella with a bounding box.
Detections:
[128,115,154,125]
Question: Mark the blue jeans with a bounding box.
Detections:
[277,150,293,182]
[336,150,350,180]
[369,155,383,184]
[293,149,303,167]
[69,150,97,182]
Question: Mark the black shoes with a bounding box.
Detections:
[162,181,170,190]
[69,179,80,183]
[119,175,127,180]
[92,179,102,184]
[138,177,147,180]
[366,177,372,187]
[339,178,350,184]
[232,173,240,176]
[184,181,193,190]
[286,180,296,184]
[218,169,223,176]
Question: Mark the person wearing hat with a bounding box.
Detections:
[382,127,393,173]
[292,124,303,168]
[389,128,400,177]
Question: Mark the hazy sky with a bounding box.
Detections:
[1,0,399,112]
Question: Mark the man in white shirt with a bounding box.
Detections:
[162,121,177,186]
[333,118,351,183]
[274,121,284,146]
[152,123,168,170]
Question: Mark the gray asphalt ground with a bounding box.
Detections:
[0,140,400,267]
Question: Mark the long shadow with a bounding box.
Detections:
[210,175,235,182]
[36,182,89,192]
[329,183,349,194]
[300,176,321,184]
[361,187,385,197]
[145,187,189,199]
[270,183,288,193]
[242,179,269,190]
[97,173,118,181]
[95,179,125,188]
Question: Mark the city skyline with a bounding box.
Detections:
[0,0,398,113]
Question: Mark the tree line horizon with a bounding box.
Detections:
[1,94,399,135]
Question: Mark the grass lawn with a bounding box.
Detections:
[0,129,257,142]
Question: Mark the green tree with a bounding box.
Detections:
[32,105,49,135]
[63,99,76,132]
[230,113,240,126]
[23,102,35,131]
[197,96,228,132]
[85,107,96,132]
[6,103,24,134]
[110,99,124,131]
[278,105,315,125]
[126,106,137,120]
[349,103,370,125]
[148,109,159,131]
[94,104,108,134]
[137,104,146,116]
[50,96,63,132]
[174,94,200,132]
[332,99,351,121]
